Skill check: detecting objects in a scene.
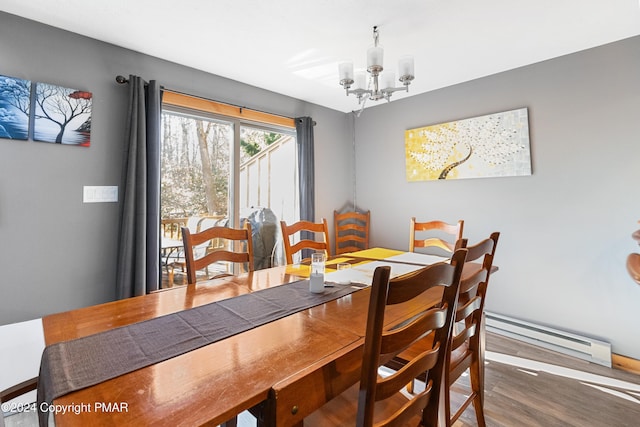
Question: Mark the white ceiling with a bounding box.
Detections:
[2,0,640,112]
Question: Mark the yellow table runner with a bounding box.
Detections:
[285,248,406,278]
[283,248,449,287]
[285,256,371,277]
[343,247,405,260]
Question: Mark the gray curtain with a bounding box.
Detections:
[116,75,162,299]
[295,117,315,259]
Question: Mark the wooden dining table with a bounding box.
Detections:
[41,248,477,426]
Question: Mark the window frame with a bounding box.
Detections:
[161,91,296,229]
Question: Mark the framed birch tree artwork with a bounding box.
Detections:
[33,82,92,146]
[405,108,531,181]
[0,74,31,140]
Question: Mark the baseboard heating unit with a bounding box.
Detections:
[485,312,611,367]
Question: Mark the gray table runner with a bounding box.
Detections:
[37,280,360,426]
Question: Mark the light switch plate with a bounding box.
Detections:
[83,186,118,203]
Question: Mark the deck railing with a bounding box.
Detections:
[239,135,297,226]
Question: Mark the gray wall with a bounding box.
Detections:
[0,12,352,323]
[2,10,640,361]
[353,36,640,359]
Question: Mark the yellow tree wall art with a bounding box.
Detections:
[405,108,531,181]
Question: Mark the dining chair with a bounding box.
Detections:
[164,216,207,285]
[279,219,330,264]
[333,210,370,255]
[282,249,467,427]
[409,217,464,255]
[443,232,499,426]
[0,378,38,427]
[161,217,187,284]
[181,222,254,284]
[627,253,640,285]
[391,232,499,427]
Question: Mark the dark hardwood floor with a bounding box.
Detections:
[236,332,640,427]
[450,333,640,426]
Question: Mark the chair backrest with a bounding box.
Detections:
[409,217,464,254]
[446,232,499,425]
[196,217,224,257]
[451,232,499,353]
[357,248,467,427]
[334,210,370,255]
[627,253,640,285]
[279,219,330,264]
[181,223,254,284]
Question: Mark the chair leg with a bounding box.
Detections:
[472,396,487,427]
[468,357,486,427]
[474,315,487,427]
[444,372,453,427]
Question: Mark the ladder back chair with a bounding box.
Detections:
[392,232,499,427]
[280,249,467,427]
[334,210,370,255]
[181,223,254,284]
[444,232,499,427]
[409,217,464,254]
[279,219,330,264]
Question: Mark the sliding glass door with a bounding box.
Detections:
[160,105,297,285]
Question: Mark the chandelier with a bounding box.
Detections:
[338,26,415,106]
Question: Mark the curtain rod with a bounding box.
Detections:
[114,75,309,124]
[115,75,130,84]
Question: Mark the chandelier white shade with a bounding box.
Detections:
[339,26,415,105]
